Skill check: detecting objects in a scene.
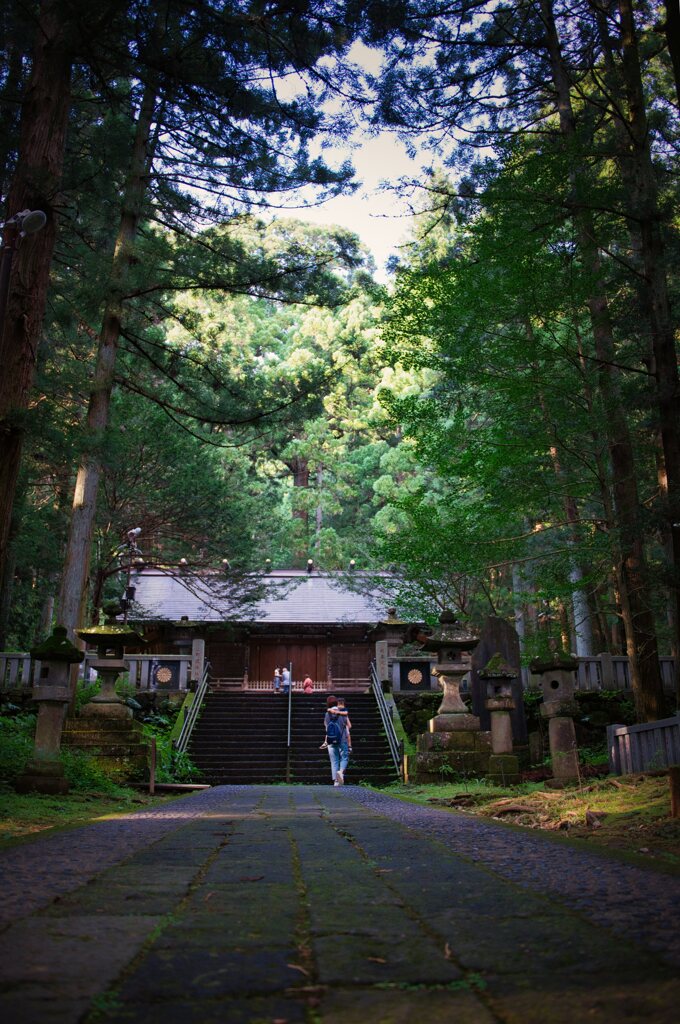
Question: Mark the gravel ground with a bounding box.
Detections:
[345,787,680,968]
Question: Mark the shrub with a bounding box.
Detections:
[0,714,35,783]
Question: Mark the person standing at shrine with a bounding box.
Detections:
[281,664,291,694]
[273,666,281,692]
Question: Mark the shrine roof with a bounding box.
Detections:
[128,569,399,625]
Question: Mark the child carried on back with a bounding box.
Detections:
[320,696,351,751]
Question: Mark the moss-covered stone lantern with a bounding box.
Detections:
[15,626,84,794]
[530,650,580,786]
[479,653,520,784]
[419,610,480,729]
[407,611,491,783]
[76,613,145,720]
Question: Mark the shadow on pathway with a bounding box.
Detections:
[1,785,679,1023]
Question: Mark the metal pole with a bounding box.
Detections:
[286,661,293,747]
[149,736,156,796]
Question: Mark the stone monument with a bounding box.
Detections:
[470,615,527,743]
[15,627,84,795]
[408,610,490,783]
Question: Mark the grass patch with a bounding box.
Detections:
[380,774,680,869]
[0,783,183,846]
[0,709,194,846]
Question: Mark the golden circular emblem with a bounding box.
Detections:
[407,668,423,686]
[155,667,173,684]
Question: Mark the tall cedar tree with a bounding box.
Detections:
[1,1,360,645]
[368,0,677,719]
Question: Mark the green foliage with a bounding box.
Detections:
[0,713,130,795]
[394,692,444,742]
[0,714,35,783]
[60,748,133,796]
[142,728,201,784]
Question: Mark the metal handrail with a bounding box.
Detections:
[370,660,403,778]
[286,661,293,748]
[174,664,210,754]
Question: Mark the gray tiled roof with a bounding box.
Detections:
[129,570,397,625]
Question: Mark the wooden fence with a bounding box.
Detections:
[1,650,676,696]
[526,654,676,693]
[607,716,680,775]
[0,652,192,692]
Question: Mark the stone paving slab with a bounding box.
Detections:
[0,784,679,1024]
[348,787,680,966]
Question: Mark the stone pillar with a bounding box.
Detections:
[191,637,205,685]
[409,611,491,782]
[479,654,520,785]
[372,608,410,689]
[530,651,580,787]
[15,627,84,795]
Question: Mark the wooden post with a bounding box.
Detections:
[149,736,156,796]
[670,765,680,818]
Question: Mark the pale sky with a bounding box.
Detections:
[296,132,420,282]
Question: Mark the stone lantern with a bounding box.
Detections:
[530,650,580,786]
[479,653,520,784]
[419,610,480,729]
[409,611,491,783]
[60,612,149,783]
[15,626,84,794]
[76,615,146,719]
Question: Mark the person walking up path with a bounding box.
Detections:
[324,694,349,785]
[0,786,678,1024]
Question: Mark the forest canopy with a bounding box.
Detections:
[0,0,678,721]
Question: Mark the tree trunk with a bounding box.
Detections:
[0,35,26,198]
[56,80,158,641]
[537,383,594,656]
[616,0,680,688]
[541,0,665,719]
[0,0,72,595]
[315,464,324,554]
[664,0,680,107]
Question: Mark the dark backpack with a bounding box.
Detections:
[326,715,344,745]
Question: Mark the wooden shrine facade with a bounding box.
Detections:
[128,569,397,692]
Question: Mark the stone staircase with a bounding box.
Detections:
[187,692,399,786]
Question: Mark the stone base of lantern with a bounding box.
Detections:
[15,758,70,795]
[62,717,148,783]
[81,699,133,720]
[487,753,520,785]
[429,712,481,733]
[408,728,491,782]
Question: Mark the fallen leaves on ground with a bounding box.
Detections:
[423,775,680,867]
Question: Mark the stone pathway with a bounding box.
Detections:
[1,785,679,1024]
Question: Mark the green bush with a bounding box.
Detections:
[394,693,445,742]
[143,729,202,783]
[0,713,131,795]
[60,748,132,796]
[0,714,35,783]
